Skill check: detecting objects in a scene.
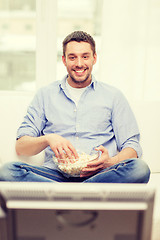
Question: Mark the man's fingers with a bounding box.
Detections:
[95,145,108,154]
[86,158,103,167]
[57,146,67,160]
[53,145,78,161]
[82,163,104,172]
[48,134,78,160]
[53,148,59,159]
[68,145,79,159]
[80,146,110,177]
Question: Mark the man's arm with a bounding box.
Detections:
[16,134,78,159]
[106,146,138,167]
[15,136,48,156]
[80,146,137,177]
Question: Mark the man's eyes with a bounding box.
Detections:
[68,56,89,60]
[69,56,75,60]
[83,55,89,59]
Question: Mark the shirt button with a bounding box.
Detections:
[76,136,79,140]
[74,108,77,112]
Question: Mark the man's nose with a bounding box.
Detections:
[76,57,83,67]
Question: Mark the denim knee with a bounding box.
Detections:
[84,158,151,183]
[130,158,151,183]
[0,162,27,181]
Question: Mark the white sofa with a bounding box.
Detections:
[130,100,160,173]
[0,93,160,173]
[0,92,44,167]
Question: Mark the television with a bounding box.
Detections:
[0,182,155,240]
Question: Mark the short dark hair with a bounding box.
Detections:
[62,31,96,56]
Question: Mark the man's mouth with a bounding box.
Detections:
[73,68,87,74]
[75,70,85,73]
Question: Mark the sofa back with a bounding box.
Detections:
[131,100,160,173]
[0,93,44,166]
[0,93,159,172]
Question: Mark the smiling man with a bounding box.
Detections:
[62,40,97,88]
[0,31,150,183]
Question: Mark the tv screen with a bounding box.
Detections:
[0,182,155,240]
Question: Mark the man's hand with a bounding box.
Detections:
[80,145,138,178]
[80,145,112,177]
[46,134,78,160]
[16,134,78,160]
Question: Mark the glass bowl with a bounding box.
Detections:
[53,150,100,177]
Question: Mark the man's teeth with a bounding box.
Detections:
[75,70,85,73]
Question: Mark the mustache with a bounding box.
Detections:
[72,67,88,71]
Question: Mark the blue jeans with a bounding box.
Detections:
[0,158,150,183]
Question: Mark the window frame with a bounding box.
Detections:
[0,0,58,94]
[36,0,57,89]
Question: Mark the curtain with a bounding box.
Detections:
[99,0,160,101]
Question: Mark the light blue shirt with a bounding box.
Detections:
[17,76,142,169]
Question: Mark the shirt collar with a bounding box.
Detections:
[59,75,97,91]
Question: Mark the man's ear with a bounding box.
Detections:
[62,55,66,66]
[93,53,97,65]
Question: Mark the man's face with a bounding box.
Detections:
[62,41,97,88]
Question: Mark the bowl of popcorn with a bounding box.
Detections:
[53,150,100,177]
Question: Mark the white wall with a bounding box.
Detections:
[99,0,160,102]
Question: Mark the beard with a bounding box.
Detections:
[68,67,91,86]
[70,73,90,85]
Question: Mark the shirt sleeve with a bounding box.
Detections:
[112,90,142,158]
[16,89,46,140]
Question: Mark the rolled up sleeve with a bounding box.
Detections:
[112,91,142,158]
[16,89,46,140]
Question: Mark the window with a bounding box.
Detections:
[0,0,36,91]
[1,0,159,101]
[0,0,103,91]
[56,0,103,81]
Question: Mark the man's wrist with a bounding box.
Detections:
[42,134,51,147]
[110,155,119,165]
